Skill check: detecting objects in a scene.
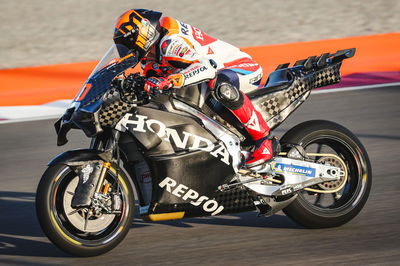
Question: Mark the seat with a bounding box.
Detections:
[247,68,294,100]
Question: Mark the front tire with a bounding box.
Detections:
[280,120,372,228]
[36,163,134,256]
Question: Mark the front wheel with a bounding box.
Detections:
[36,162,134,256]
[280,120,372,228]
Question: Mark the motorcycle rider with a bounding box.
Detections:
[113,9,276,167]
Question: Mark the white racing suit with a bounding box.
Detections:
[142,17,273,166]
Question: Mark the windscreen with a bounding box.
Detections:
[71,44,137,111]
[87,44,131,80]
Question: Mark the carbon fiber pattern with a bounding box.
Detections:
[253,63,341,129]
[214,187,256,214]
[98,89,135,127]
[148,187,256,217]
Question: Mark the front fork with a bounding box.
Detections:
[95,162,112,193]
[71,130,121,210]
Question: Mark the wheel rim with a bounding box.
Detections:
[63,176,116,233]
[50,166,130,246]
[297,134,369,215]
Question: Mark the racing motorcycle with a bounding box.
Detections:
[36,45,371,256]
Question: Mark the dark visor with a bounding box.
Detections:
[114,37,134,58]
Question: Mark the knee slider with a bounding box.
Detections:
[214,82,244,110]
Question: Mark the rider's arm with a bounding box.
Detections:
[160,35,217,88]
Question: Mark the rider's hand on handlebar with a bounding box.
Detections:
[120,73,145,94]
[144,77,173,96]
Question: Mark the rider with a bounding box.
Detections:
[113,9,275,167]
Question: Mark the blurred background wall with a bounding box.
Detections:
[1,0,399,69]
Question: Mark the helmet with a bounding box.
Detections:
[113,9,162,59]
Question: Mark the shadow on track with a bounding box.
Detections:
[132,206,303,229]
[0,191,302,258]
[0,191,67,257]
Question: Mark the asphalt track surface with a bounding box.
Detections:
[1,86,399,265]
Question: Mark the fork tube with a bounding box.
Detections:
[95,162,112,192]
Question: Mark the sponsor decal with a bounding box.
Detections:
[180,21,189,35]
[179,47,188,57]
[183,65,208,80]
[191,26,217,46]
[207,47,214,55]
[168,74,184,88]
[262,147,271,155]
[164,39,181,56]
[224,58,260,72]
[244,111,261,132]
[81,164,94,184]
[193,27,204,41]
[272,163,316,177]
[249,73,262,84]
[280,188,293,195]
[116,114,230,165]
[230,63,259,69]
[159,177,224,215]
[164,39,193,59]
[293,184,303,190]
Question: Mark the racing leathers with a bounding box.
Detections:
[143,17,274,167]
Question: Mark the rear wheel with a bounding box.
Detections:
[280,120,372,228]
[36,163,134,256]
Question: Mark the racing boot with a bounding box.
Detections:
[230,93,276,167]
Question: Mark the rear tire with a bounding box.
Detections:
[280,120,372,228]
[36,163,134,256]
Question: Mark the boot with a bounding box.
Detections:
[230,93,274,167]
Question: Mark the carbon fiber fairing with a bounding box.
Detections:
[248,62,342,130]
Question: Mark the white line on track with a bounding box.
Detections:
[0,82,399,125]
[312,82,400,94]
[0,114,60,124]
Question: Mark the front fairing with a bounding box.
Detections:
[55,45,139,145]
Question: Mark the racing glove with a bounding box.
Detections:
[144,77,173,95]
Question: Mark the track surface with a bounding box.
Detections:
[1,86,399,265]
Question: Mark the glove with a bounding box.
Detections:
[144,77,173,95]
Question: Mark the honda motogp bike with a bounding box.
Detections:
[36,45,371,256]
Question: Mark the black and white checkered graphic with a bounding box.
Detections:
[261,96,281,118]
[313,63,341,88]
[98,88,136,127]
[253,63,342,129]
[99,100,135,128]
[102,88,121,103]
[283,77,311,103]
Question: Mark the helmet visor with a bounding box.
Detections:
[114,35,137,58]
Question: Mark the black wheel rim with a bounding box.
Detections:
[50,166,130,246]
[297,134,369,215]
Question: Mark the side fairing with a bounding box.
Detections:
[248,62,342,130]
[116,104,238,217]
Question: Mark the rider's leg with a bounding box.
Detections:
[213,69,274,167]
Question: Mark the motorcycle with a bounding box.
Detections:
[36,44,371,256]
